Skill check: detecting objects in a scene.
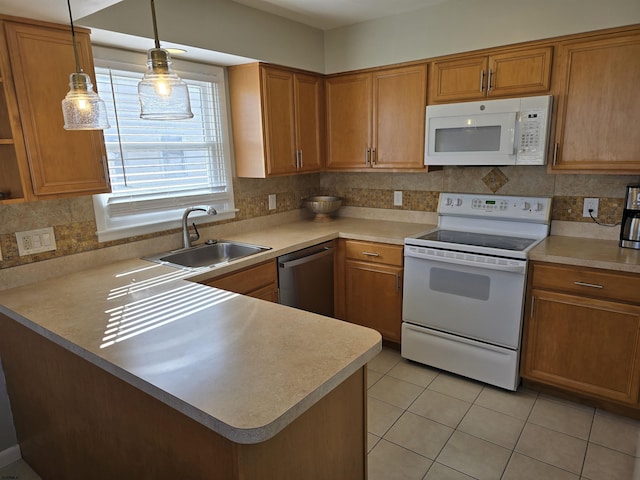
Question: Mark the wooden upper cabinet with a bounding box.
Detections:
[429,46,552,103]
[261,67,297,176]
[373,65,427,169]
[550,30,640,173]
[325,72,372,170]
[228,63,323,178]
[2,19,109,198]
[326,64,427,171]
[293,73,323,173]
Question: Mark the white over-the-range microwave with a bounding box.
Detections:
[424,95,553,166]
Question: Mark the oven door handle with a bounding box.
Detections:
[405,248,526,274]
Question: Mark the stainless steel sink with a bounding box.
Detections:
[143,240,271,269]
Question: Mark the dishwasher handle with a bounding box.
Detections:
[278,247,333,269]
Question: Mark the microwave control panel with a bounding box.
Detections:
[516,96,552,165]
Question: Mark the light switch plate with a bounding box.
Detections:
[16,227,57,256]
[268,194,276,210]
[394,191,403,207]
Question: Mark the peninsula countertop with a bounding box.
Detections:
[0,217,430,445]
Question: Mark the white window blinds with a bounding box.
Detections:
[92,51,235,242]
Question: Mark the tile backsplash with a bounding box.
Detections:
[0,167,638,270]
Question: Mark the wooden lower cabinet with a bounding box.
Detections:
[0,315,367,480]
[336,239,403,343]
[522,262,640,414]
[198,260,278,302]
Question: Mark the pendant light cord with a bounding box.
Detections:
[150,0,161,49]
[66,0,82,74]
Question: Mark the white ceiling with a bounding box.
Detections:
[231,0,449,30]
[0,0,448,31]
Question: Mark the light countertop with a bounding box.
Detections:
[0,217,430,444]
[530,235,640,274]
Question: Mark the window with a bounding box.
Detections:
[92,47,235,242]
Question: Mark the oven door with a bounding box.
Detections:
[402,245,527,349]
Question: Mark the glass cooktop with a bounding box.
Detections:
[417,229,538,252]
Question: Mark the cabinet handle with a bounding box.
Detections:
[530,296,535,318]
[573,281,604,289]
[365,148,370,166]
[480,70,485,92]
[395,273,400,293]
[487,69,493,93]
[371,148,377,165]
[295,150,300,169]
[361,251,380,257]
[298,149,303,168]
[553,143,559,166]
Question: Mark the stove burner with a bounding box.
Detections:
[417,229,537,252]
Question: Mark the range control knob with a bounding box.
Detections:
[455,198,463,207]
[519,201,531,211]
[535,202,545,212]
[444,197,453,206]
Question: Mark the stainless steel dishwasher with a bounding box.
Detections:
[277,241,334,317]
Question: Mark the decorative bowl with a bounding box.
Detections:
[303,195,343,222]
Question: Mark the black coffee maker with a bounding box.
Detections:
[620,184,640,249]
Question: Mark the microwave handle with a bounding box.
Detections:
[479,70,485,92]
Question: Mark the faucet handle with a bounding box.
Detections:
[190,222,201,242]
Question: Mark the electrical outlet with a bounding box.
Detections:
[394,191,403,207]
[268,194,276,211]
[15,227,57,256]
[582,198,599,218]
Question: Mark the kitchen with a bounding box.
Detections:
[1,0,640,478]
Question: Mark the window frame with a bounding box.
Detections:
[92,46,236,243]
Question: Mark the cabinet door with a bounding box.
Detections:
[345,260,402,343]
[293,73,323,173]
[325,73,372,170]
[551,33,640,173]
[261,67,297,175]
[523,289,640,405]
[487,47,552,97]
[372,65,426,170]
[4,21,109,197]
[430,55,488,102]
[199,260,278,302]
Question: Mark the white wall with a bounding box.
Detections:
[324,0,640,73]
[80,0,326,72]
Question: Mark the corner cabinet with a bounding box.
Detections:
[325,64,427,171]
[335,239,403,344]
[0,16,109,203]
[228,63,323,178]
[429,46,552,103]
[550,27,640,173]
[522,262,640,411]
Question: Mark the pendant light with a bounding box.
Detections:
[138,0,193,120]
[61,0,110,130]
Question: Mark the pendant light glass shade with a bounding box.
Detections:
[138,48,193,120]
[62,72,110,130]
[61,0,110,130]
[138,0,194,120]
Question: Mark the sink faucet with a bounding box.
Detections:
[182,206,217,249]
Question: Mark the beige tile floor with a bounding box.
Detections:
[1,346,639,479]
[367,347,640,480]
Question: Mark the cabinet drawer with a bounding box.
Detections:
[531,262,640,305]
[200,260,277,295]
[344,240,403,267]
